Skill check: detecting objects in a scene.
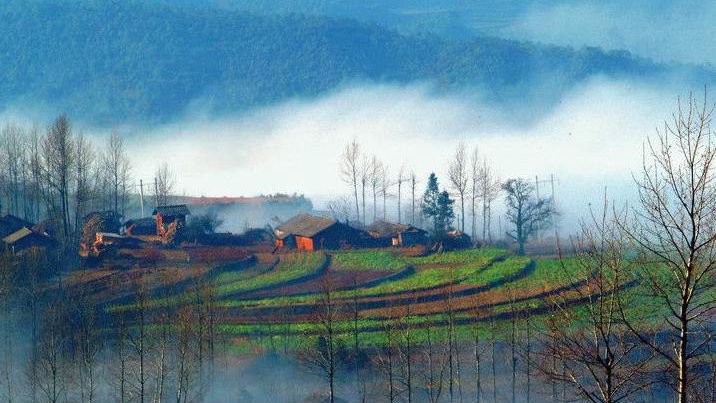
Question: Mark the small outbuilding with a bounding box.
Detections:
[366,221,428,246]
[275,213,368,250]
[2,227,56,253]
[443,230,472,250]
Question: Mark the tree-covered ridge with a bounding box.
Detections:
[0,0,708,125]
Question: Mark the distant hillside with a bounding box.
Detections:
[0,0,711,125]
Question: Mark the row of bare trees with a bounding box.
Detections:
[339,140,419,227]
[302,271,550,403]
[0,246,225,403]
[0,115,180,249]
[339,140,502,242]
[0,116,130,244]
[537,92,716,403]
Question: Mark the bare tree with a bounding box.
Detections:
[25,127,44,222]
[42,115,75,240]
[379,164,391,221]
[71,287,101,403]
[326,196,352,223]
[374,316,399,403]
[479,160,501,243]
[154,162,175,207]
[410,171,420,226]
[369,156,382,223]
[340,139,361,222]
[503,178,556,254]
[535,200,655,403]
[300,273,344,403]
[1,124,24,216]
[74,133,96,237]
[360,156,370,226]
[619,91,716,403]
[419,326,447,403]
[102,132,131,215]
[396,165,408,224]
[448,142,469,232]
[470,147,480,240]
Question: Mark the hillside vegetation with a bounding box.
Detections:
[1,0,705,125]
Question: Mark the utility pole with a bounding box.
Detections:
[139,179,145,217]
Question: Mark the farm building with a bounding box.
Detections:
[152,205,190,236]
[2,227,56,253]
[275,213,368,250]
[366,221,428,246]
[0,214,34,238]
[444,230,472,249]
[123,217,156,236]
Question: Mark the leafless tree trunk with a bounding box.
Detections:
[2,124,24,216]
[380,164,391,221]
[102,132,131,215]
[341,139,361,222]
[449,142,469,232]
[420,326,447,403]
[470,147,480,241]
[535,199,655,403]
[360,156,370,226]
[397,165,407,224]
[478,159,500,243]
[410,171,419,226]
[74,133,96,240]
[300,272,343,403]
[42,115,75,241]
[0,251,16,403]
[369,156,381,223]
[619,91,716,403]
[397,300,415,403]
[154,162,175,207]
[26,127,44,222]
[128,281,151,403]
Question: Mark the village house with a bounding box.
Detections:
[0,214,35,239]
[123,217,156,236]
[365,220,428,246]
[275,213,368,250]
[152,205,191,236]
[2,227,56,254]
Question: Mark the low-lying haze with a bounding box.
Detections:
[122,77,679,231]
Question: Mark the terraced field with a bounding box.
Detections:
[97,246,622,351]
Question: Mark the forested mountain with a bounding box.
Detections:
[0,0,711,125]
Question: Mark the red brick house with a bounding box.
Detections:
[275,213,367,250]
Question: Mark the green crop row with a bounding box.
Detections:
[330,250,405,271]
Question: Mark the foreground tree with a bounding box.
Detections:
[536,200,654,403]
[301,273,345,403]
[502,178,555,254]
[620,92,716,403]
